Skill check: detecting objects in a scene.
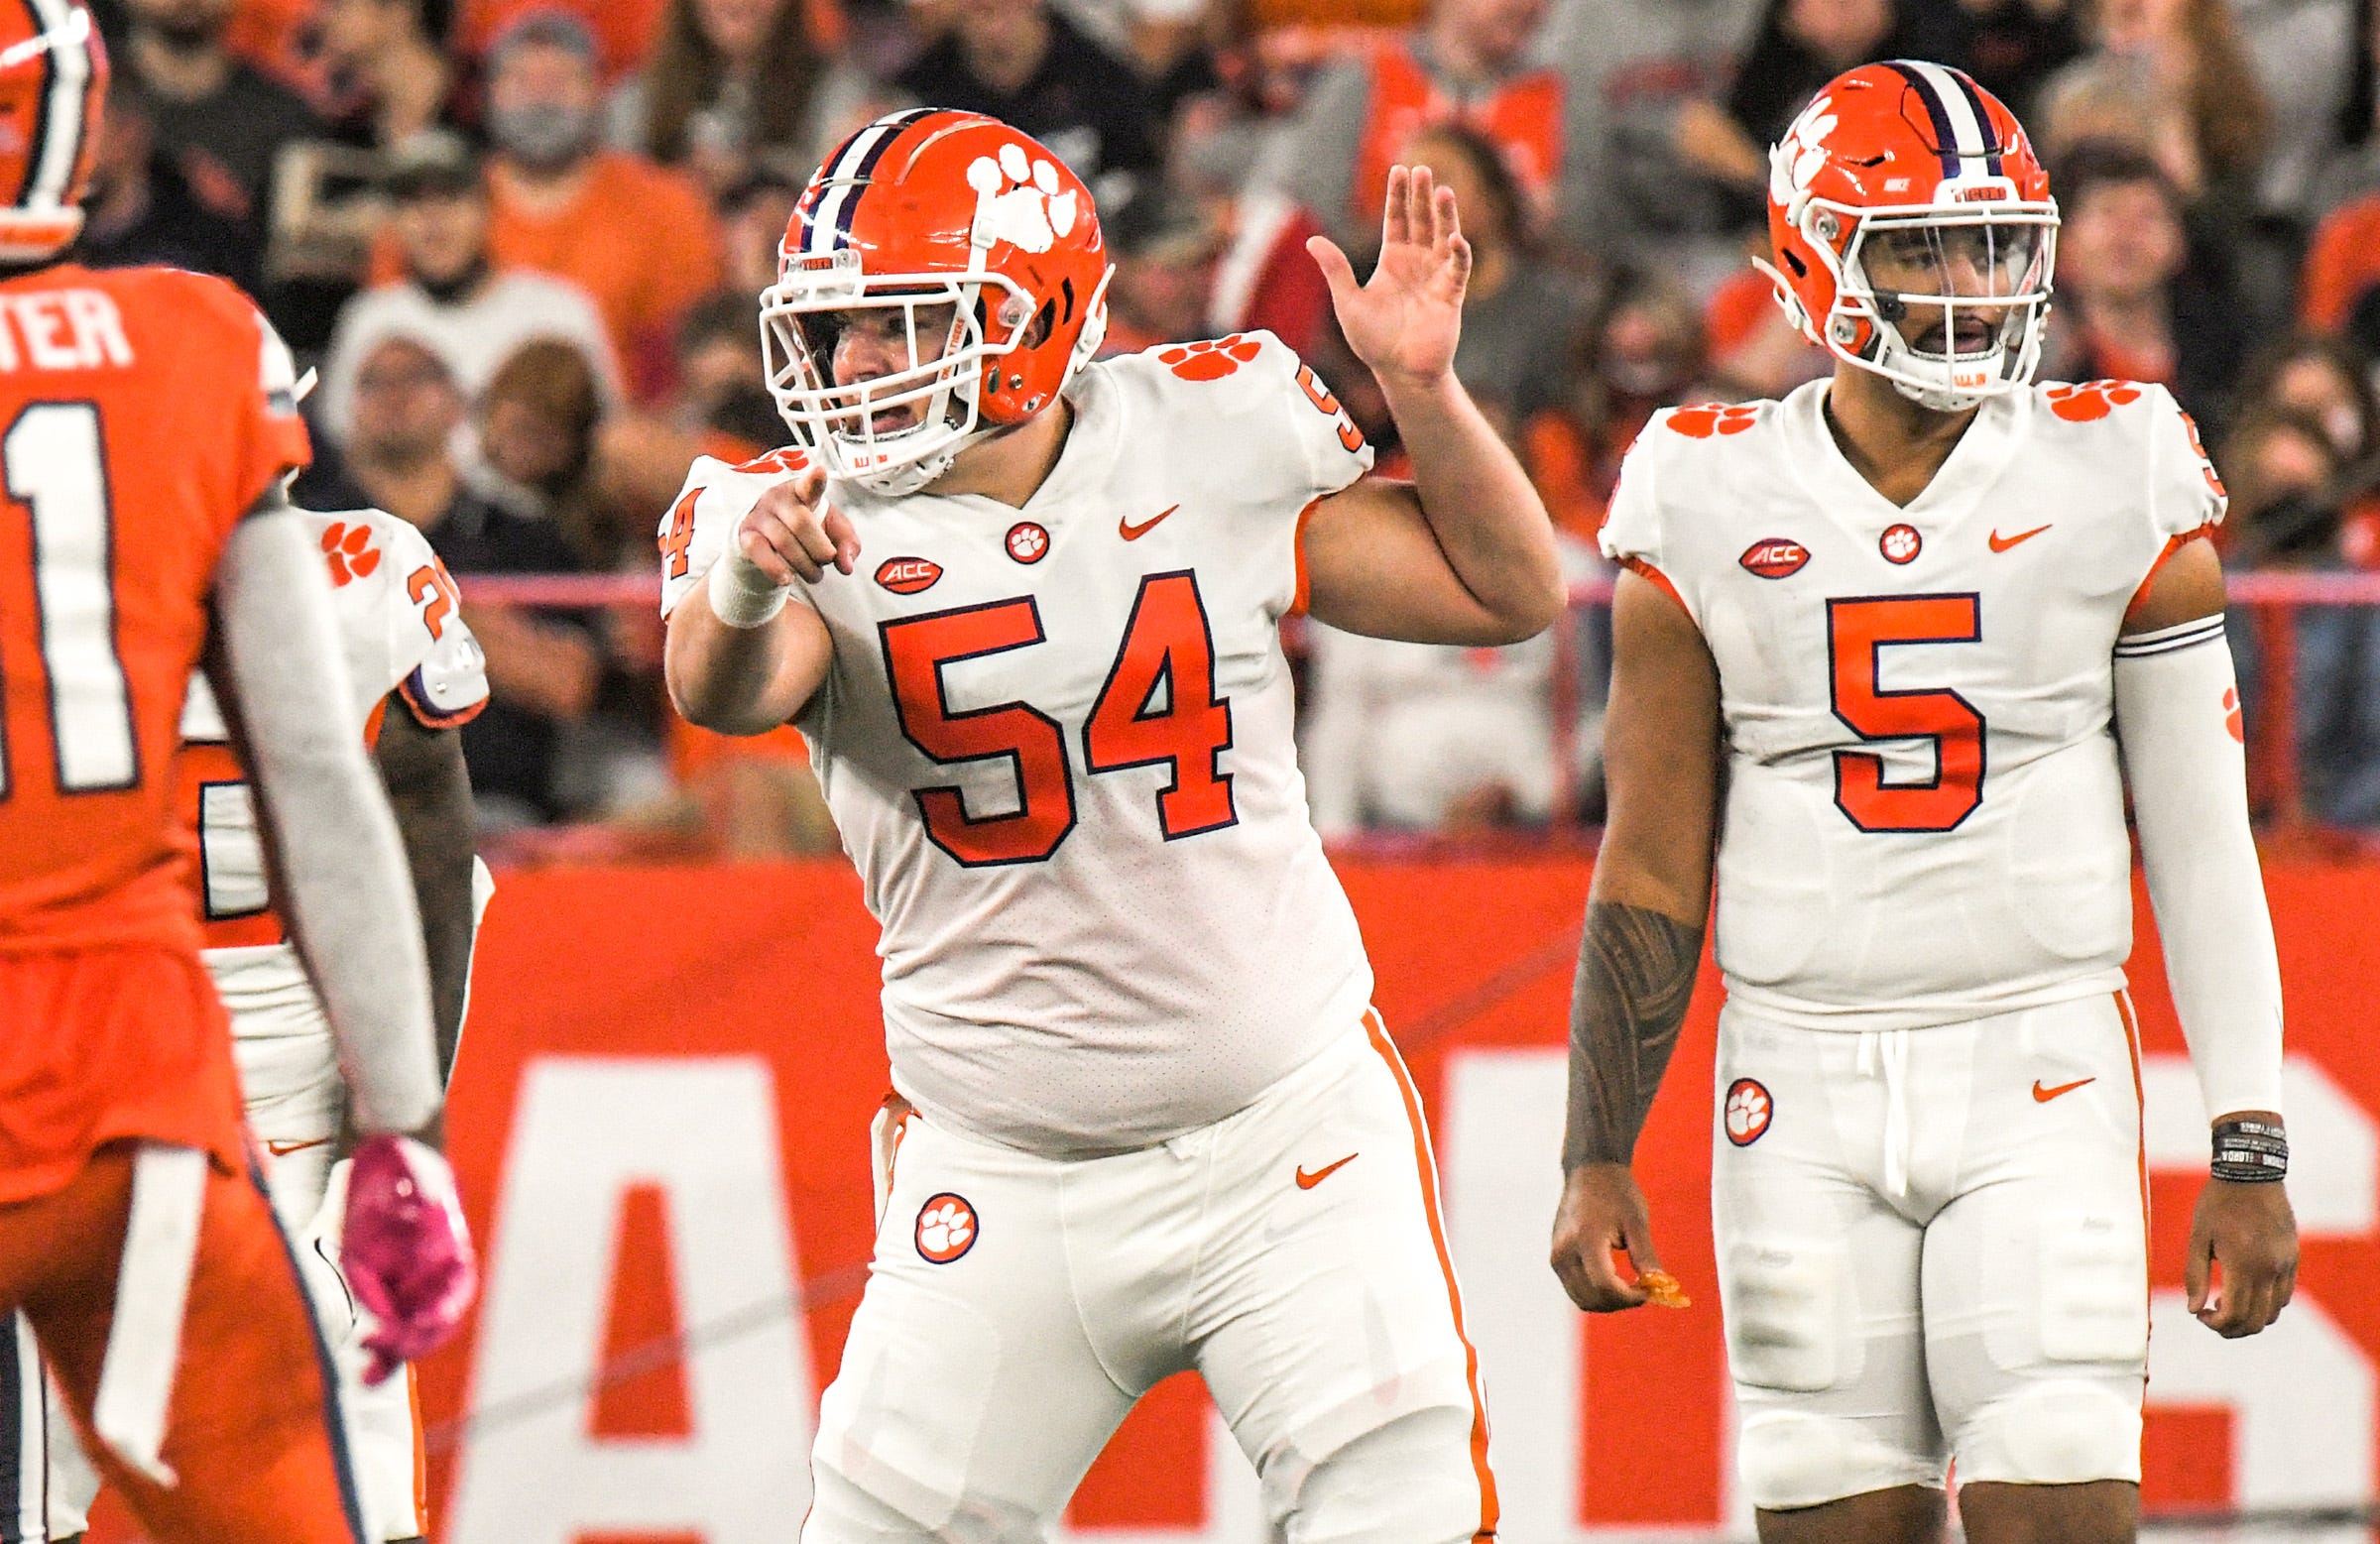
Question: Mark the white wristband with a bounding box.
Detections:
[707,549,793,628]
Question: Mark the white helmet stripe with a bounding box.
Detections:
[16,0,86,213]
[1903,59,1991,179]
[806,112,920,257]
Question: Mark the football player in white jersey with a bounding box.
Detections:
[15,506,491,1544]
[1548,61,2297,1544]
[661,109,1561,1541]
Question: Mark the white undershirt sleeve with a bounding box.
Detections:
[209,507,442,1135]
[2113,615,2286,1121]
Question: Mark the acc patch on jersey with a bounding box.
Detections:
[876,556,942,595]
[1725,1079,1773,1146]
[1739,537,1810,579]
[915,1192,979,1263]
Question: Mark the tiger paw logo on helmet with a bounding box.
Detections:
[1667,404,1759,439]
[967,144,1078,256]
[1161,334,1262,382]
[319,522,381,587]
[1770,94,1839,211]
[2046,381,2143,422]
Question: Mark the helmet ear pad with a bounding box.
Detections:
[971,294,1062,426]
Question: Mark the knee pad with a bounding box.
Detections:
[1737,1409,1944,1511]
[1954,1380,2143,1486]
[1278,1406,1490,1544]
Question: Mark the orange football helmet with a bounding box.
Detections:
[1757,60,2057,413]
[762,109,1113,493]
[0,0,103,263]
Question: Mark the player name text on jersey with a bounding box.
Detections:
[0,289,131,373]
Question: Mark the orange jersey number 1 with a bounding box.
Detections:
[1827,593,1985,833]
[2,403,138,797]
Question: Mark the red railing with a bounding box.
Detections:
[454,568,2380,844]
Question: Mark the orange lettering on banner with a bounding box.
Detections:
[382,857,2380,1541]
[2142,1406,2235,1507]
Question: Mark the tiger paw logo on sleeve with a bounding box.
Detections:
[1160,335,1263,382]
[319,521,381,586]
[2045,380,2142,422]
[1667,404,1760,439]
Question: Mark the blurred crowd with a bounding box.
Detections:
[90,0,2380,847]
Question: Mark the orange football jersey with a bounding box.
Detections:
[0,264,308,952]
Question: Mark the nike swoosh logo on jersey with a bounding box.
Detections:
[1120,505,1179,541]
[2032,1077,2095,1103]
[1989,524,2052,552]
[266,1136,332,1156]
[1296,1152,1359,1189]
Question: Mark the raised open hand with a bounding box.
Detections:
[1307,164,1472,391]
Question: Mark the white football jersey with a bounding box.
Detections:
[180,507,489,1035]
[1602,379,2225,1030]
[661,331,1378,1154]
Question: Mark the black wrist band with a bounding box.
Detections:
[2211,1118,2288,1182]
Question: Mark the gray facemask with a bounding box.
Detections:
[490,103,598,172]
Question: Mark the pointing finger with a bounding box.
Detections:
[824,505,861,574]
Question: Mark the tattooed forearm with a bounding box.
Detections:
[1562,900,1705,1169]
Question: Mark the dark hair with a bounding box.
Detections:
[2232,332,2380,462]
[2055,137,2181,217]
[642,0,822,166]
[679,289,759,354]
[1402,120,1530,251]
[483,339,602,459]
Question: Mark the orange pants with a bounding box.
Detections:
[3,1144,361,1544]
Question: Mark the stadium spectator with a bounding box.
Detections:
[119,0,323,226]
[481,7,727,400]
[1701,242,1832,398]
[1526,266,1713,537]
[2039,138,2249,425]
[718,163,802,297]
[316,0,476,150]
[1533,0,1760,284]
[609,0,870,195]
[344,331,602,825]
[895,0,1161,207]
[2036,0,2270,203]
[2230,333,2380,564]
[323,129,619,445]
[72,72,257,293]
[455,0,670,80]
[1915,0,2084,116]
[1257,0,1564,248]
[2298,182,2380,352]
[477,338,616,563]
[2228,0,2361,230]
[1405,121,1587,424]
[1170,95,1334,356]
[1675,0,1913,232]
[2221,405,2380,826]
[1100,185,1222,353]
